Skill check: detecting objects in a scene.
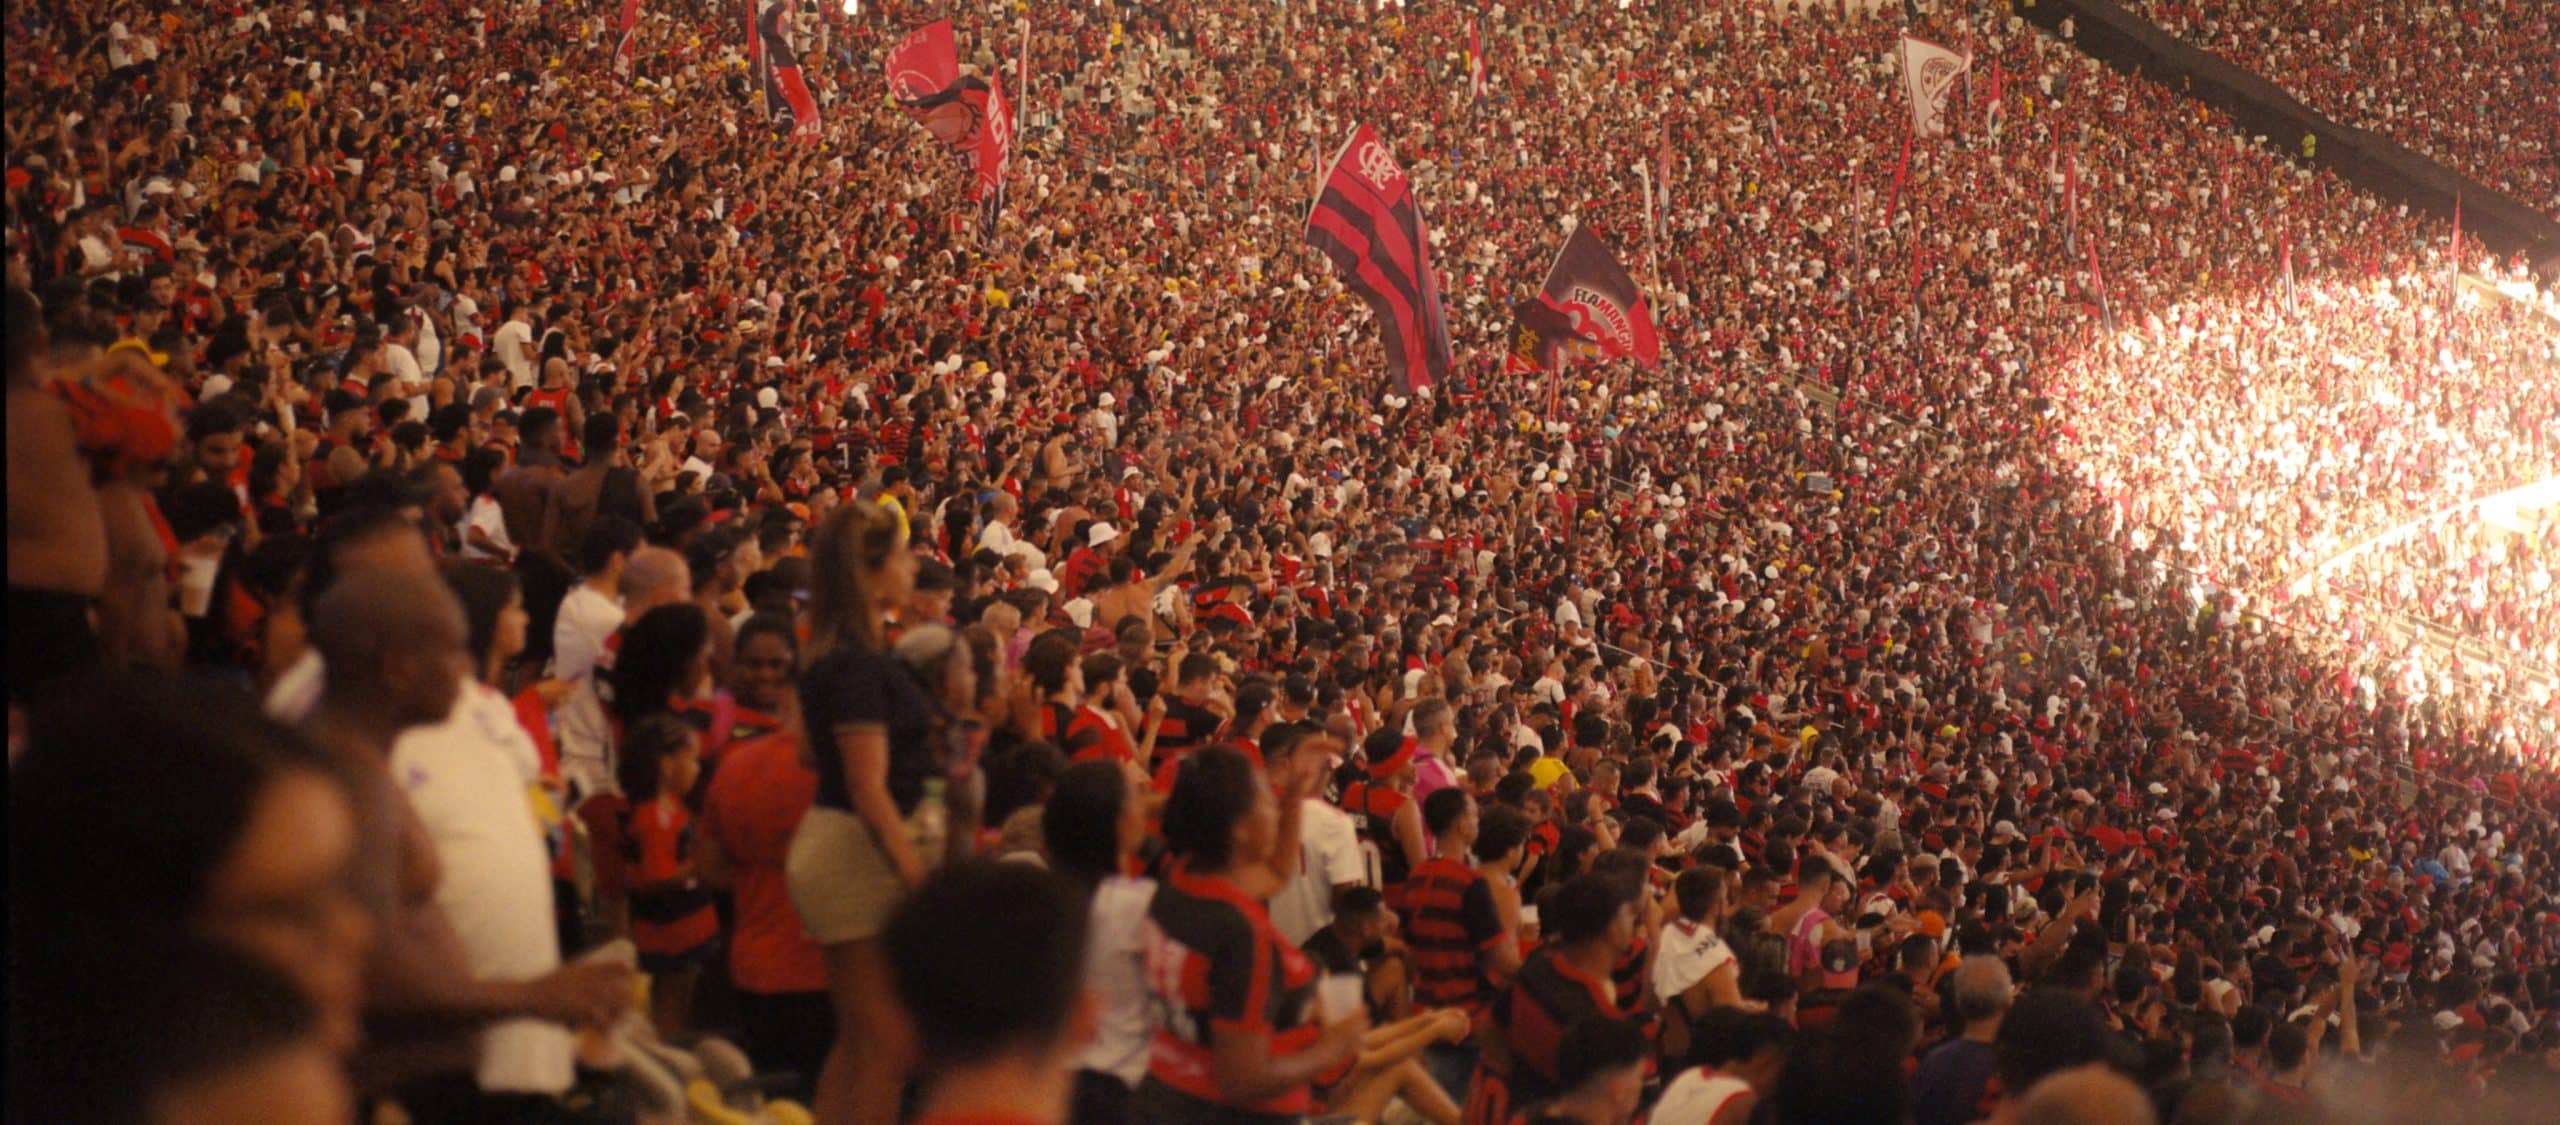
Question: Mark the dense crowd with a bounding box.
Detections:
[2122,0,2560,215]
[7,1,2558,1124]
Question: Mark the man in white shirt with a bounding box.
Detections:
[492,302,537,390]
[975,492,1021,557]
[1266,724,1369,945]
[554,546,690,798]
[390,680,575,1098]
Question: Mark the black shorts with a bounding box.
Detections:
[6,587,101,705]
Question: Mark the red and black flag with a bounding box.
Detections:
[613,0,642,79]
[1507,296,1581,376]
[754,0,821,143]
[887,20,1012,239]
[1305,124,1454,396]
[1512,226,1662,371]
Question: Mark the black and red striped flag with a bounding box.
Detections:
[1306,124,1453,396]
[754,0,821,142]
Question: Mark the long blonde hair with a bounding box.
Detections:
[803,500,904,663]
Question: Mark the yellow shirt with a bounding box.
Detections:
[1528,755,1575,791]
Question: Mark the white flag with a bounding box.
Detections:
[1900,35,1971,137]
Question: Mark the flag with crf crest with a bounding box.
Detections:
[1306,124,1454,396]
[1900,35,1970,137]
[1513,226,1662,371]
[887,20,1013,238]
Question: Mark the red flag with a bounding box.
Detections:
[1306,124,1455,395]
[886,19,963,112]
[2087,240,2114,336]
[613,0,642,79]
[754,1,820,142]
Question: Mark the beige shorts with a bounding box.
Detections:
[786,806,909,945]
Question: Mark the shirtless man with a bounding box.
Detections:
[1091,533,1196,632]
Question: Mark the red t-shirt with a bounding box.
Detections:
[703,731,828,994]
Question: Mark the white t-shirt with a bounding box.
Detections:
[461,494,515,561]
[1268,798,1366,946]
[976,519,1018,558]
[390,683,571,1093]
[415,314,444,378]
[1078,876,1158,1087]
[1651,918,1737,1007]
[551,585,625,685]
[1649,1067,1755,1125]
[493,319,537,388]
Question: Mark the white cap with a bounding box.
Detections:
[1990,820,2021,843]
[1024,569,1059,594]
[1088,522,1119,548]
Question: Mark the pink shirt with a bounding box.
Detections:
[1412,750,1460,808]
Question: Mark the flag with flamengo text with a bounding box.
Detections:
[888,20,1014,238]
[1514,226,1663,371]
[1306,124,1454,395]
[755,0,820,142]
[1900,35,1970,137]
[614,0,641,79]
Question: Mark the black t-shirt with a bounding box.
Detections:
[798,643,940,814]
[1301,926,1362,976]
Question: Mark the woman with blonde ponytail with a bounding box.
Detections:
[784,500,930,1124]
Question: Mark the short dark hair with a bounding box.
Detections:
[1474,806,1533,864]
[1554,1017,1647,1092]
[581,411,620,455]
[1996,988,2113,1094]
[885,861,1088,1066]
[1422,787,1473,837]
[578,515,644,575]
[1333,885,1387,923]
[1549,875,1624,946]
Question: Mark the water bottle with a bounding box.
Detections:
[913,777,948,871]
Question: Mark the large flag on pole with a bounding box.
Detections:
[613,0,642,79]
[887,21,1012,239]
[1305,124,1454,396]
[2063,144,2080,255]
[1467,17,1486,102]
[755,0,821,142]
[2281,232,2299,317]
[1900,35,1970,138]
[1512,225,1663,371]
[2445,194,2463,325]
[2087,241,2115,336]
